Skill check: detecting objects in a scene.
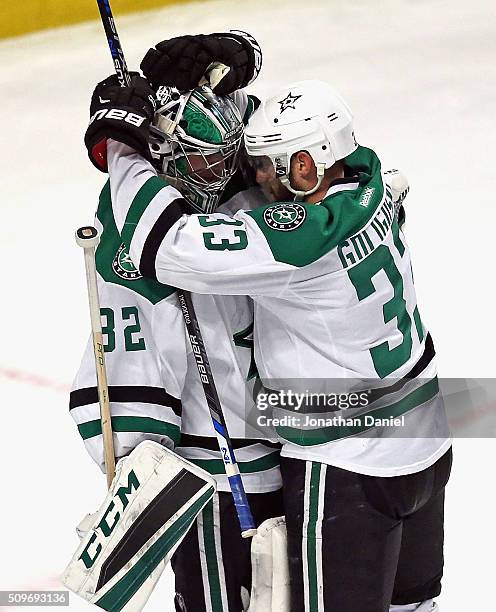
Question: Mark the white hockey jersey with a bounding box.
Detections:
[106,140,451,477]
[70,182,281,493]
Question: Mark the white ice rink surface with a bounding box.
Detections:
[1,0,495,609]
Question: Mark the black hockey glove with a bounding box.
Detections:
[140,31,262,95]
[85,73,157,172]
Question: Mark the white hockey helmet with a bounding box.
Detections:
[244,80,357,198]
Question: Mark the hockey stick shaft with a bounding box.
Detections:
[178,292,257,536]
[94,0,256,536]
[96,0,131,87]
[75,227,116,488]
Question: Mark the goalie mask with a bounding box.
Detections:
[244,80,358,200]
[149,86,244,213]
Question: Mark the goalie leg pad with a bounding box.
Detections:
[63,441,216,611]
[248,516,290,612]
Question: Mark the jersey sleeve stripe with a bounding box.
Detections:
[69,385,182,417]
[72,404,181,433]
[78,416,181,443]
[139,198,191,280]
[121,176,169,248]
[187,450,280,475]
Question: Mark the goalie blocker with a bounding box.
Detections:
[63,441,216,611]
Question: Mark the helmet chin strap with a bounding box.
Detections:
[278,162,326,201]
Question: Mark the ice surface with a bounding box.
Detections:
[0,0,494,609]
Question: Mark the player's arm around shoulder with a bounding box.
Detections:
[128,184,350,296]
[134,202,301,296]
[101,136,289,297]
[107,156,342,296]
[101,136,297,296]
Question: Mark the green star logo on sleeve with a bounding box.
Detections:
[112,244,143,281]
[263,203,307,231]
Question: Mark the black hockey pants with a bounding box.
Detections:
[281,447,452,612]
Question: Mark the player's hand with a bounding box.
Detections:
[383,169,409,206]
[84,73,157,172]
[141,31,262,95]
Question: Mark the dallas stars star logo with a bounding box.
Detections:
[112,244,142,281]
[274,207,297,222]
[264,203,307,232]
[277,92,302,114]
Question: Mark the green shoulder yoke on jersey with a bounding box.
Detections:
[247,146,384,267]
[96,181,176,304]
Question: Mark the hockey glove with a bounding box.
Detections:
[85,73,157,172]
[141,31,262,95]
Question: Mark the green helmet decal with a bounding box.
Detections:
[182,104,223,144]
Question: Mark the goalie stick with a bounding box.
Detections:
[94,0,257,538]
[76,226,116,487]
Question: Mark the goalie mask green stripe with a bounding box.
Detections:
[78,416,180,445]
[121,176,167,247]
[277,377,440,446]
[95,487,215,611]
[189,450,280,475]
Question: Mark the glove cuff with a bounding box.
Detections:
[218,30,262,87]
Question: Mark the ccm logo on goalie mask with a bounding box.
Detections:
[90,108,147,127]
[79,470,141,569]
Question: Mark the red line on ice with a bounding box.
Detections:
[0,366,69,393]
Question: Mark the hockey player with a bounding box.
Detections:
[74,32,285,612]
[83,67,453,611]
